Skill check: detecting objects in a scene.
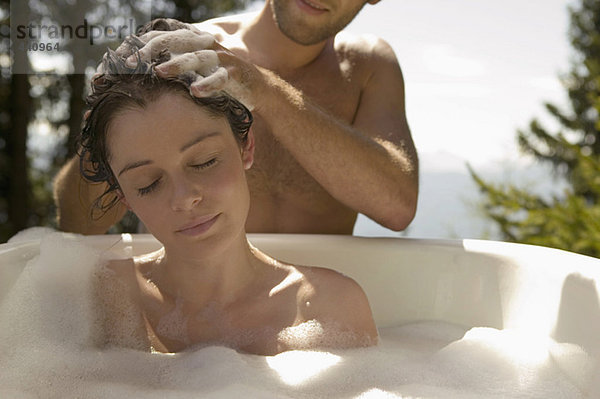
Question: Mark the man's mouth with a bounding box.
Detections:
[297,0,329,13]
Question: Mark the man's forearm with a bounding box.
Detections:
[53,157,126,234]
[254,71,418,231]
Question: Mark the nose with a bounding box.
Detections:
[170,175,203,211]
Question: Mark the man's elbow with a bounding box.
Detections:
[379,192,418,232]
[381,206,416,232]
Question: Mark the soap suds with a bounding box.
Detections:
[0,230,596,398]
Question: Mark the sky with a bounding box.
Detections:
[346,0,573,171]
[339,0,576,237]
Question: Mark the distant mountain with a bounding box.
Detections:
[353,152,567,240]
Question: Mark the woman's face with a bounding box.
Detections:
[107,91,254,257]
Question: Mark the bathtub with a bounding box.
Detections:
[1,232,599,397]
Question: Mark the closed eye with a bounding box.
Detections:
[137,178,161,196]
[192,158,217,170]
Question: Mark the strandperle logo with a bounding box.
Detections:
[15,18,146,46]
[10,0,151,74]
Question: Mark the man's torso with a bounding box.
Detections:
[197,14,377,234]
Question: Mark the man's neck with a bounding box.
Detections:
[240,2,330,72]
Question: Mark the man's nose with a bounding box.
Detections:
[170,176,203,211]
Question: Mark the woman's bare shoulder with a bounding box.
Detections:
[93,257,149,351]
[94,257,143,300]
[292,264,379,346]
[101,257,134,276]
[100,248,160,284]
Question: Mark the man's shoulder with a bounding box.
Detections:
[334,31,398,64]
[193,11,257,38]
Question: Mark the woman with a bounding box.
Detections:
[83,24,378,356]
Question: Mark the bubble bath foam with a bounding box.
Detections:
[0,230,598,398]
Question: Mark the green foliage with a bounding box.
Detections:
[472,0,600,257]
[470,145,600,257]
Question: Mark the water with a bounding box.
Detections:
[0,230,595,398]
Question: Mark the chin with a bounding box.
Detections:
[173,224,243,256]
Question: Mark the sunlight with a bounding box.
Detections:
[356,388,403,398]
[421,44,486,78]
[266,350,341,386]
[29,53,71,74]
[31,120,52,137]
[465,328,550,365]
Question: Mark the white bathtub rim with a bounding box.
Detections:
[4,231,599,258]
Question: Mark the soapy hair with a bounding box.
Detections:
[78,19,253,217]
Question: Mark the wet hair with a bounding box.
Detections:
[78,19,253,217]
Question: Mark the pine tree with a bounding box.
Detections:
[470,0,600,258]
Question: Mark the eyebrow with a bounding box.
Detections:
[117,131,221,177]
[179,131,220,152]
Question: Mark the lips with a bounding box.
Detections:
[302,0,327,10]
[175,214,220,236]
[296,0,329,14]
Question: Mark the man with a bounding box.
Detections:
[54,0,418,234]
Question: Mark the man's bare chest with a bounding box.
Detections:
[248,69,363,195]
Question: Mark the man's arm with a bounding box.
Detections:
[53,156,127,234]
[248,38,418,230]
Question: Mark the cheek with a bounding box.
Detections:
[118,185,166,227]
[124,195,157,224]
[209,160,249,201]
[204,158,250,219]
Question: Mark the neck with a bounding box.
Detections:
[241,1,330,71]
[152,231,263,309]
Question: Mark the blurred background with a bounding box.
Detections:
[1,0,599,258]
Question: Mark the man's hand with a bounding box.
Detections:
[122,28,262,110]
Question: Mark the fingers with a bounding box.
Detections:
[189,66,256,111]
[189,67,229,97]
[136,30,170,44]
[113,30,172,61]
[126,29,215,66]
[155,50,220,77]
[113,32,156,57]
